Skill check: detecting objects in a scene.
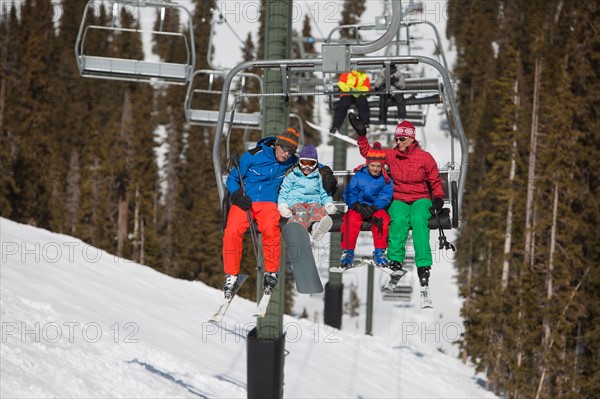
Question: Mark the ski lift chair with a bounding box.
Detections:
[328,168,456,233]
[75,0,195,84]
[327,69,444,131]
[185,69,264,130]
[368,73,444,130]
[211,57,467,237]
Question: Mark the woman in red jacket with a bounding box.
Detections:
[350,113,444,288]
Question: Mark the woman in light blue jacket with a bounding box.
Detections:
[278,144,337,242]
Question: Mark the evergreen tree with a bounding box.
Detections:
[449,1,600,396]
[339,0,366,40]
[4,0,60,228]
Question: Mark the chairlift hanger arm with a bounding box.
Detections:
[399,20,448,70]
[348,0,402,55]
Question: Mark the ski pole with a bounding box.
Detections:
[426,181,455,252]
[434,210,456,252]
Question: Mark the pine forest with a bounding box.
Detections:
[1,1,599,397]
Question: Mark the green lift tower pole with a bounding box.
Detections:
[324,121,348,329]
[256,0,293,342]
[247,1,292,398]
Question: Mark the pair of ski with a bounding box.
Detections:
[330,256,433,308]
[208,274,273,323]
[209,222,324,323]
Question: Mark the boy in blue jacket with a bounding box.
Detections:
[278,144,337,243]
[340,142,394,267]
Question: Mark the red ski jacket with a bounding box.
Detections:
[358,136,444,203]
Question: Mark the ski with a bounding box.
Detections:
[328,259,365,274]
[330,256,408,278]
[420,286,434,308]
[253,292,273,318]
[208,274,249,323]
[383,272,407,291]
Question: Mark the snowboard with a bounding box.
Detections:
[282,222,323,294]
[208,274,249,323]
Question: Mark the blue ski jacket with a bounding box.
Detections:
[278,166,334,207]
[344,166,394,210]
[226,137,297,203]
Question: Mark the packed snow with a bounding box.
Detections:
[1,217,496,398]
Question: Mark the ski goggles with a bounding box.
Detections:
[299,158,318,168]
[278,145,295,155]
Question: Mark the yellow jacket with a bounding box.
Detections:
[338,70,371,97]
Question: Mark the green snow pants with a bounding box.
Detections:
[387,198,433,267]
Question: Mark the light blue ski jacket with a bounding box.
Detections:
[278,166,334,207]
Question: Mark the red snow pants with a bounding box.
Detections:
[340,208,390,250]
[223,202,281,275]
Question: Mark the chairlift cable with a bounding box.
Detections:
[213,3,249,48]
[302,0,326,41]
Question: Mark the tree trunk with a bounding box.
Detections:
[164,123,180,270]
[133,185,140,262]
[524,55,542,267]
[116,90,133,258]
[536,179,559,399]
[140,219,145,265]
[66,150,81,235]
[462,240,473,364]
[117,191,128,258]
[501,79,519,290]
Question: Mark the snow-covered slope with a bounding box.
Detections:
[1,217,495,398]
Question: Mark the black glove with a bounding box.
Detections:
[352,202,374,220]
[348,112,367,137]
[231,190,252,211]
[320,166,338,196]
[429,197,444,215]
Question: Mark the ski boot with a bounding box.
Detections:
[388,260,404,272]
[339,249,355,270]
[311,216,333,243]
[373,248,388,267]
[417,266,431,287]
[223,274,238,299]
[420,285,433,308]
[385,260,405,290]
[418,266,433,308]
[263,272,279,295]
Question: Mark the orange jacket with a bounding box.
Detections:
[338,70,370,97]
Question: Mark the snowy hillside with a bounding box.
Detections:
[1,217,496,398]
